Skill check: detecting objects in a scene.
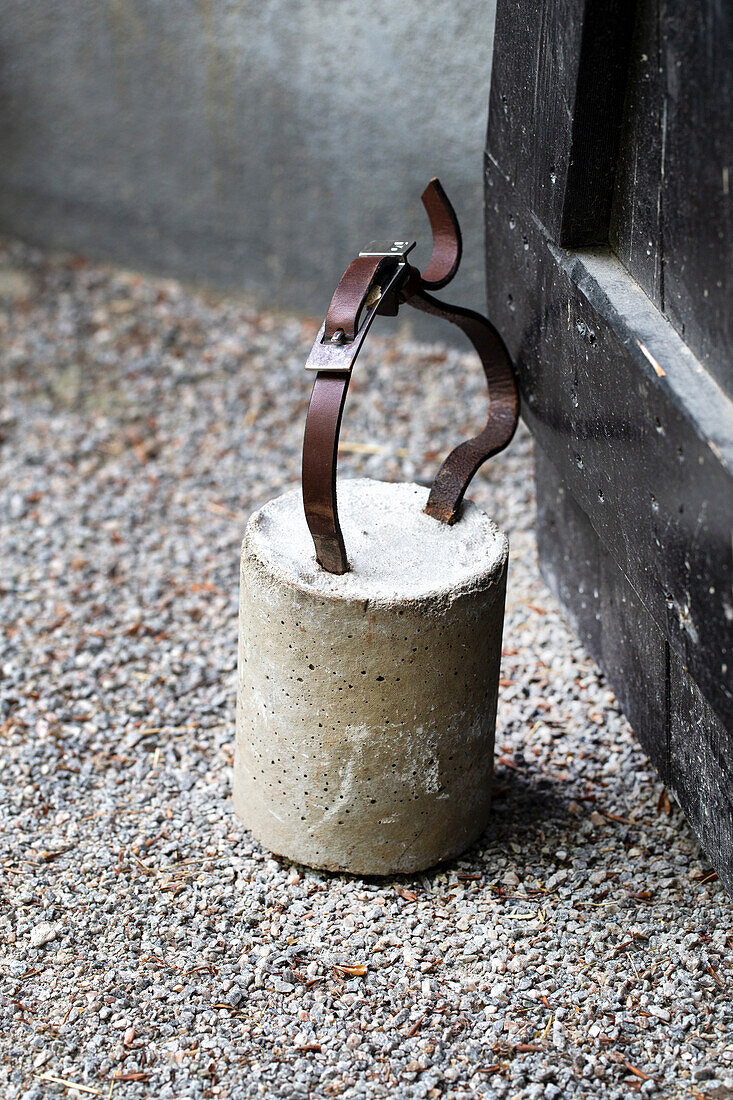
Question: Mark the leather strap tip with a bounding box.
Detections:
[419,177,462,291]
[313,538,350,576]
[423,501,460,526]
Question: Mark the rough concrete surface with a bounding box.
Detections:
[0,240,732,1099]
[235,480,508,874]
[0,0,495,340]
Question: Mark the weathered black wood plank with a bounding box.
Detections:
[612,0,733,392]
[661,0,733,397]
[670,652,733,896]
[609,0,663,307]
[485,157,733,735]
[536,445,733,890]
[534,445,603,660]
[487,0,636,246]
[486,0,733,895]
[536,446,669,779]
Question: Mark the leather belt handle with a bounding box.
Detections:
[301,179,519,575]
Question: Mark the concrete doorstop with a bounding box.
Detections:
[233,477,509,875]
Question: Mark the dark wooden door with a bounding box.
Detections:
[484,0,733,891]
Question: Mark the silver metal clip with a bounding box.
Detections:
[359,240,416,259]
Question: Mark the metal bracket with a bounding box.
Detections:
[359,240,416,259]
[304,258,408,371]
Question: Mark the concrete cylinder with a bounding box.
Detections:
[233,478,508,875]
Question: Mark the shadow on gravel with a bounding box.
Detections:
[271,767,579,889]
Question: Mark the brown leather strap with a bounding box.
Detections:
[404,285,518,523]
[302,255,406,574]
[324,255,394,342]
[302,371,351,574]
[301,178,519,574]
[420,178,462,290]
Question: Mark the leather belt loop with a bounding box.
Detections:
[300,179,519,575]
[324,255,393,343]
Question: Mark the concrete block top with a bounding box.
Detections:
[245,478,508,605]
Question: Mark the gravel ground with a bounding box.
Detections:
[0,239,731,1100]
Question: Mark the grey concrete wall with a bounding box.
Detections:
[0,1,495,335]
